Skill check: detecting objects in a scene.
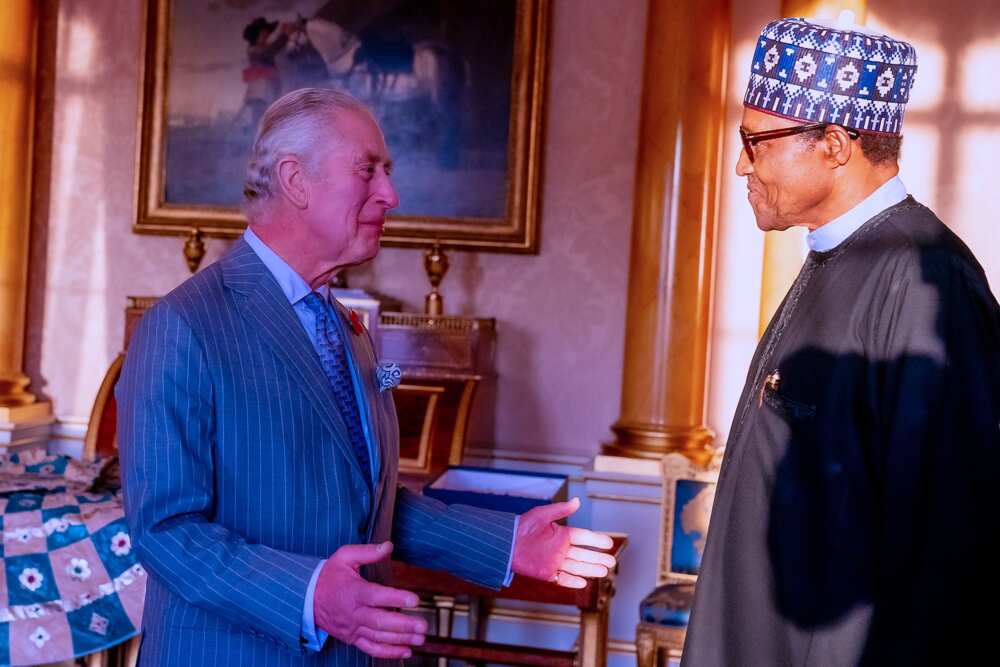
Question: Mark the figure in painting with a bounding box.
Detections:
[307,1,467,168]
[238,16,292,131]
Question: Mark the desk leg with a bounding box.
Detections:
[578,608,608,667]
[467,595,481,640]
[467,595,492,667]
[124,635,141,667]
[432,595,456,667]
[579,578,613,667]
[84,651,108,667]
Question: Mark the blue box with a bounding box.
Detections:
[424,466,568,516]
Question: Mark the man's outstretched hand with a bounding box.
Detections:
[314,541,427,659]
[511,497,616,588]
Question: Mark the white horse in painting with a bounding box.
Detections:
[304,17,465,112]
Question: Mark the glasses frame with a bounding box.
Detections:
[739,123,860,163]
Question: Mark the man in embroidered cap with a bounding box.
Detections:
[682,16,1000,667]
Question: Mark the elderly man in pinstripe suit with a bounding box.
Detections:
[116,88,615,666]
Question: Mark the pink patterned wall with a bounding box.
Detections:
[29,0,994,457]
[26,0,647,457]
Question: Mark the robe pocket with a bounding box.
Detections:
[763,386,817,420]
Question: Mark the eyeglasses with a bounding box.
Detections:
[739,123,860,163]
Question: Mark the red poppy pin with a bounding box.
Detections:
[348,310,364,336]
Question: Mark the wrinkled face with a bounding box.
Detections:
[736,107,833,231]
[302,109,399,269]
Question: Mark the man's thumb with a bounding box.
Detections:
[530,497,580,523]
[335,541,393,567]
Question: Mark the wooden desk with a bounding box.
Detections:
[378,311,496,490]
[391,535,627,667]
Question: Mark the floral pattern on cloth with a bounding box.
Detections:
[0,452,110,495]
[0,453,143,665]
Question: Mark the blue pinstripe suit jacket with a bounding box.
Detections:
[116,239,517,666]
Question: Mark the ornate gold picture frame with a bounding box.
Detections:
[135,0,548,257]
[658,453,719,585]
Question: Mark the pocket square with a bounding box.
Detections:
[376,362,402,392]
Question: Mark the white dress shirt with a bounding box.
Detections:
[807,176,908,252]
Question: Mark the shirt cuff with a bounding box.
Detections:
[302,559,329,651]
[502,515,519,587]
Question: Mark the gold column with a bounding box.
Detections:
[0,0,45,420]
[603,0,729,464]
[757,0,868,335]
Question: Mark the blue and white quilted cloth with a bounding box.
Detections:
[0,451,143,666]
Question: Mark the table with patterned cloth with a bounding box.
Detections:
[0,451,144,666]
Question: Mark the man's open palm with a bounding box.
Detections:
[314,542,427,659]
[511,497,616,588]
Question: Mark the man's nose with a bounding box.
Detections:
[376,173,399,210]
[736,148,753,176]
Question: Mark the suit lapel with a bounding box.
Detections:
[221,239,367,483]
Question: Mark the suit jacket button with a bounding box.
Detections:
[358,519,368,537]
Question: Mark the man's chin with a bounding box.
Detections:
[342,247,380,270]
[753,210,792,233]
[360,237,383,262]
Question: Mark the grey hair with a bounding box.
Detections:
[243,87,370,220]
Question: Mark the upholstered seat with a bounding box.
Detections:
[639,581,696,627]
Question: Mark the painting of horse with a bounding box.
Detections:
[163,0,517,220]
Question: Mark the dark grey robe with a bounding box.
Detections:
[682,198,1000,666]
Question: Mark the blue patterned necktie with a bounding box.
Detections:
[302,292,371,484]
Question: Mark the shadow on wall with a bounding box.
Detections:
[766,235,1000,663]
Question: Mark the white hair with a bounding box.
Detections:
[242,87,370,221]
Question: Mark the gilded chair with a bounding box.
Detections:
[635,453,720,667]
[83,353,124,461]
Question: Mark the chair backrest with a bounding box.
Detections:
[657,452,720,586]
[83,353,125,461]
[82,297,159,462]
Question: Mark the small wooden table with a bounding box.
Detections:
[391,535,627,667]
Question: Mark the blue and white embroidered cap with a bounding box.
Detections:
[745,16,917,135]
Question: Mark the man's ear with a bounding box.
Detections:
[822,126,854,167]
[276,155,309,209]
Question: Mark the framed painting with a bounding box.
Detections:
[135,0,548,255]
